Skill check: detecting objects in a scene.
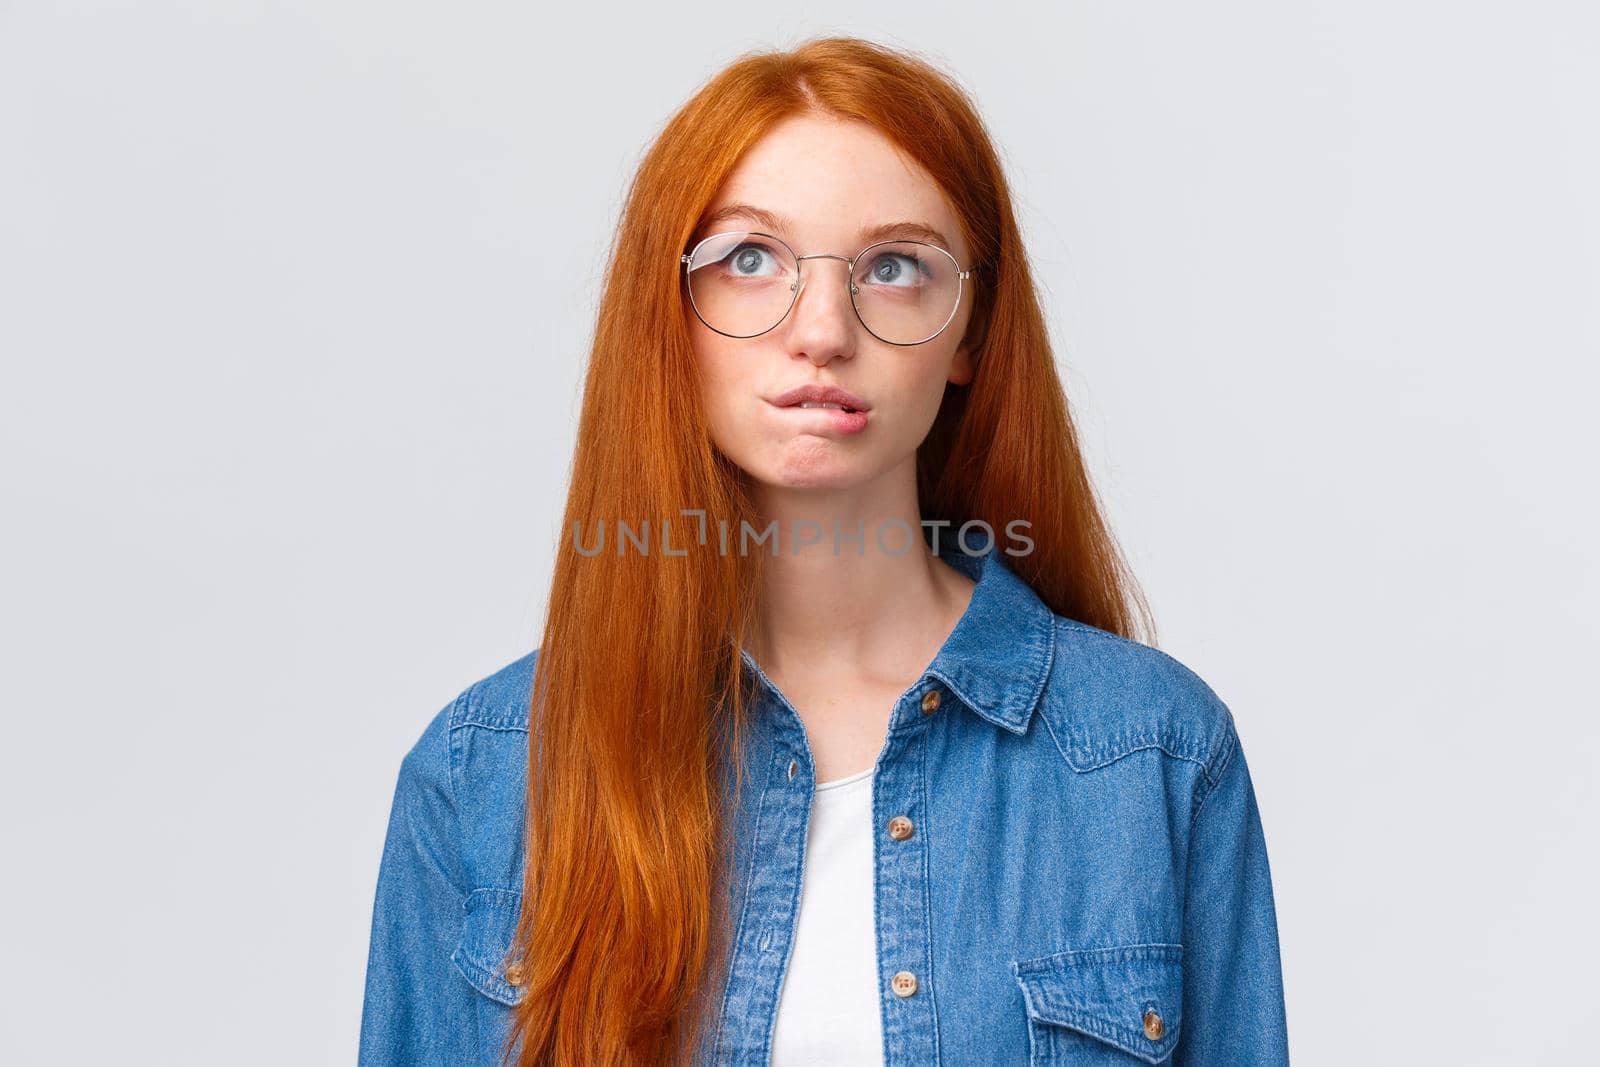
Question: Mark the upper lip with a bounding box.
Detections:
[770,384,871,412]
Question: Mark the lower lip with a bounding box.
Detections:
[774,403,870,435]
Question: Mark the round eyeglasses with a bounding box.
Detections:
[680,230,977,346]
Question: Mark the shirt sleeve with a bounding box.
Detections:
[357,698,480,1065]
[1175,717,1290,1065]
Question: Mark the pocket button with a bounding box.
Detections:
[1143,1008,1165,1040]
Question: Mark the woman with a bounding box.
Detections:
[358,36,1288,1067]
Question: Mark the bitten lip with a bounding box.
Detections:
[769,384,872,411]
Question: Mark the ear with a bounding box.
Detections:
[947,340,976,386]
[947,301,985,386]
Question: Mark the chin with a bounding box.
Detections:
[768,472,858,491]
[755,452,869,491]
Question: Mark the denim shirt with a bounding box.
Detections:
[358,542,1290,1065]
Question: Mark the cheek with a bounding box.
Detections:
[889,352,961,424]
[689,338,751,441]
[689,330,728,397]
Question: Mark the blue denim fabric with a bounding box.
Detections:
[359,541,1289,1065]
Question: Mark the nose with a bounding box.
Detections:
[786,254,858,364]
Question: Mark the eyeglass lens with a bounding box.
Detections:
[685,231,962,345]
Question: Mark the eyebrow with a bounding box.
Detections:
[699,202,955,253]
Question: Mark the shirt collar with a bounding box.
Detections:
[737,539,1057,736]
[921,539,1057,734]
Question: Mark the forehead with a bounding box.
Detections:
[704,113,966,258]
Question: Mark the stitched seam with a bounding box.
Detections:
[1014,943,1183,970]
[1020,609,1056,731]
[1188,720,1239,833]
[1020,998,1174,1062]
[445,692,465,810]
[918,728,941,1063]
[1054,618,1216,683]
[1013,973,1044,1064]
[452,951,519,1006]
[455,673,520,731]
[453,888,524,1005]
[923,668,985,727]
[1050,618,1231,780]
[1037,701,1068,769]
[871,752,890,1060]
[921,597,1054,734]
[450,653,537,732]
[1053,617,1228,721]
[1200,705,1238,790]
[466,886,523,900]
[1039,702,1212,777]
[714,754,773,1059]
[1052,1012,1156,1060]
[765,747,808,1061]
[451,720,530,735]
[1012,945,1182,1063]
[443,691,518,1007]
[438,693,467,902]
[1065,740,1211,774]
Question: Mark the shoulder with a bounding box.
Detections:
[400,648,539,772]
[394,649,541,888]
[450,647,540,734]
[1034,616,1239,791]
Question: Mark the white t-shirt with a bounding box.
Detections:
[769,765,884,1065]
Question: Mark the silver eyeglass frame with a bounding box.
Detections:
[680,230,978,347]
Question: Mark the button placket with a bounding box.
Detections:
[712,738,810,1065]
[872,694,938,1062]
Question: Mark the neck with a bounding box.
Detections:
[744,474,971,681]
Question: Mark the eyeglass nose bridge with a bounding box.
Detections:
[791,252,860,298]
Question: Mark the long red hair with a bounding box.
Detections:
[503,35,1153,1065]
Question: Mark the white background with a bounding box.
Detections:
[2,2,1596,1063]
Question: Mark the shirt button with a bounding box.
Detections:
[1143,1008,1165,1040]
[505,962,526,986]
[787,759,797,780]
[891,970,918,997]
[887,815,915,841]
[920,690,941,714]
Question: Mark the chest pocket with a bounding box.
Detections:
[450,887,526,1006]
[1012,943,1183,1065]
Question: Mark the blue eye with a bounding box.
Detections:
[725,243,782,277]
[865,251,927,287]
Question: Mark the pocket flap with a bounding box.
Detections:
[1012,943,1182,1064]
[450,887,525,1006]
